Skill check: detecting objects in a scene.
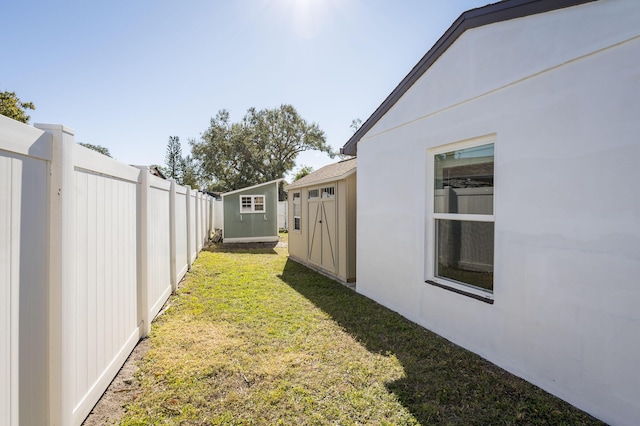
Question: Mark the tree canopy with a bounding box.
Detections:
[0,90,35,123]
[180,155,199,189]
[191,104,333,192]
[293,165,313,181]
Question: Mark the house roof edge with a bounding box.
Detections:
[341,0,598,156]
[285,167,356,191]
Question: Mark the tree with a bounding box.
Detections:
[191,104,334,192]
[180,155,200,189]
[0,90,35,123]
[350,118,362,133]
[164,136,183,180]
[78,142,112,157]
[162,136,200,189]
[293,165,313,181]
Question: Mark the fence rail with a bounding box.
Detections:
[0,116,213,426]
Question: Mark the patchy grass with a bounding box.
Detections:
[119,241,602,425]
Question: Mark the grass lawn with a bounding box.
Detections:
[119,236,602,425]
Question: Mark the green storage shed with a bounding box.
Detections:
[221,179,283,243]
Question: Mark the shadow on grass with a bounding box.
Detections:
[203,241,279,255]
[278,259,603,425]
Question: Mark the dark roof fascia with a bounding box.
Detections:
[341,0,598,156]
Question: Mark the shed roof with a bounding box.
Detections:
[341,0,597,156]
[221,178,284,197]
[285,157,357,191]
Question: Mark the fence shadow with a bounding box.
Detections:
[203,241,280,255]
[277,259,599,425]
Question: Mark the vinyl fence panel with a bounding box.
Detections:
[60,138,140,424]
[145,175,173,323]
[0,118,51,426]
[173,183,189,286]
[196,192,203,252]
[72,164,140,424]
[214,199,223,229]
[1,119,213,426]
[189,189,198,263]
[278,201,288,230]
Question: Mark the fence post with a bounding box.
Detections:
[136,166,150,338]
[40,124,76,426]
[169,180,177,292]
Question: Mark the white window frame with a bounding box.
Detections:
[240,195,266,214]
[425,135,496,303]
[292,192,301,231]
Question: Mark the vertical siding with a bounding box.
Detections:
[147,181,172,319]
[73,169,138,415]
[223,183,279,241]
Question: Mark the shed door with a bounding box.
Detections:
[308,186,336,273]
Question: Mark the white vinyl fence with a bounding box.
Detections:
[0,116,214,426]
[213,198,223,230]
[277,200,288,230]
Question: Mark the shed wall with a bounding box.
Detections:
[223,183,279,242]
[287,188,307,262]
[355,1,640,425]
[287,174,356,283]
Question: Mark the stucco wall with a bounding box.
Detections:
[355,1,640,425]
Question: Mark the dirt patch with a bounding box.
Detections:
[82,338,151,425]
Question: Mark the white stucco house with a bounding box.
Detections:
[341,0,640,425]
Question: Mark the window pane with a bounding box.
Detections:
[294,217,301,230]
[436,219,494,292]
[254,196,265,211]
[435,143,494,214]
[321,187,335,198]
[241,196,252,212]
[308,189,319,199]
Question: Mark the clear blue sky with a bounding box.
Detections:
[3,0,490,181]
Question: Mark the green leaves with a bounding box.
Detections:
[78,142,112,157]
[191,104,334,192]
[164,136,183,180]
[0,90,35,123]
[163,136,200,189]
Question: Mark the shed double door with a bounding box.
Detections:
[308,186,336,273]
